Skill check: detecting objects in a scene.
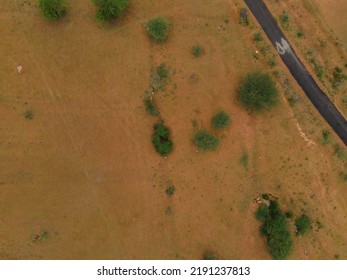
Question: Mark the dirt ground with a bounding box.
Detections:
[0,0,346,259]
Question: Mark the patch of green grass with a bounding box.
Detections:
[146,17,171,43]
[39,0,68,21]
[192,44,203,57]
[256,198,292,260]
[238,72,278,112]
[253,32,263,42]
[279,11,289,27]
[334,144,346,160]
[239,8,249,26]
[332,66,347,89]
[24,110,33,120]
[239,152,249,169]
[322,130,332,145]
[309,58,324,79]
[152,123,173,157]
[211,111,231,129]
[193,130,220,151]
[144,97,158,116]
[150,63,169,92]
[295,214,311,235]
[165,186,175,197]
[296,31,304,38]
[92,0,128,22]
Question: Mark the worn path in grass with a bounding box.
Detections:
[244,0,347,145]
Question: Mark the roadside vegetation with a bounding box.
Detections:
[146,17,171,43]
[92,0,128,21]
[238,72,278,111]
[39,0,68,21]
[239,8,249,26]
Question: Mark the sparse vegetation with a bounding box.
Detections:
[211,111,230,129]
[309,58,324,80]
[238,72,278,111]
[192,44,203,57]
[279,11,289,27]
[295,214,311,235]
[39,0,68,21]
[332,66,347,89]
[334,144,346,160]
[92,0,128,22]
[239,152,249,169]
[150,63,169,92]
[193,130,220,151]
[253,32,263,42]
[24,110,33,120]
[203,251,218,260]
[339,172,347,182]
[146,17,171,43]
[144,97,158,116]
[322,130,332,145]
[256,198,292,260]
[296,31,304,38]
[239,8,249,26]
[152,124,173,156]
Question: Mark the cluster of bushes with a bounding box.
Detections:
[255,198,292,260]
[238,72,278,111]
[39,0,129,21]
[332,66,347,89]
[193,111,231,151]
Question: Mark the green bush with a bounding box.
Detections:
[253,32,263,42]
[39,0,68,21]
[152,124,173,156]
[295,214,311,235]
[334,144,346,159]
[92,0,128,21]
[203,251,218,260]
[211,111,231,129]
[239,152,249,169]
[256,198,292,260]
[193,130,220,151]
[238,72,278,111]
[322,130,332,144]
[239,8,249,26]
[165,186,175,197]
[192,44,203,57]
[24,110,33,120]
[279,11,289,27]
[146,17,170,43]
[150,63,169,92]
[144,97,158,116]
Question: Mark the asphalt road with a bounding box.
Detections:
[244,0,347,146]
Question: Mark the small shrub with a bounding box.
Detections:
[203,251,218,260]
[332,66,347,89]
[238,72,278,112]
[340,172,347,182]
[211,111,230,129]
[322,130,332,144]
[24,110,33,120]
[39,0,68,21]
[334,144,346,160]
[239,153,249,169]
[239,8,249,26]
[253,32,263,42]
[192,44,203,57]
[295,214,311,235]
[92,0,128,22]
[255,204,269,222]
[296,31,304,38]
[285,210,293,219]
[193,130,220,151]
[144,98,158,116]
[150,63,169,92]
[152,124,173,156]
[165,186,175,197]
[146,17,170,43]
[279,11,289,27]
[156,63,169,80]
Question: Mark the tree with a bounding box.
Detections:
[211,111,231,129]
[238,72,278,111]
[39,0,68,21]
[92,0,128,22]
[152,124,173,156]
[193,130,220,151]
[146,17,171,43]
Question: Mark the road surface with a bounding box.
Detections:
[244,0,347,146]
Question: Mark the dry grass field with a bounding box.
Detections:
[0,0,346,259]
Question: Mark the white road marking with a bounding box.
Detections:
[275,38,291,55]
